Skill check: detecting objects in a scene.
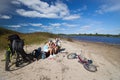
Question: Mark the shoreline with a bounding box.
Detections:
[70,38,120,48]
[66,36,120,46]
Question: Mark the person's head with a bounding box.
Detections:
[48,40,52,43]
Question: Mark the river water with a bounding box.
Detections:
[68,36,120,45]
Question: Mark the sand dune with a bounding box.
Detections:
[0,40,120,80]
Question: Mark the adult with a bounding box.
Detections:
[43,40,56,58]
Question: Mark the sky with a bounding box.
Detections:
[0,0,120,34]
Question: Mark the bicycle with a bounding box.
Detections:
[5,34,33,71]
[5,44,21,71]
[67,53,97,72]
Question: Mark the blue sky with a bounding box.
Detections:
[0,0,120,34]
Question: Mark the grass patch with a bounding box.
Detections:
[0,27,60,51]
[0,32,58,51]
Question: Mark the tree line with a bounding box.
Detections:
[58,33,120,37]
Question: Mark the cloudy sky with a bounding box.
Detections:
[0,0,120,34]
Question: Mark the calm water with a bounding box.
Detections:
[69,36,120,45]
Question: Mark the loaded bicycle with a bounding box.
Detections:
[5,43,21,71]
[5,34,30,71]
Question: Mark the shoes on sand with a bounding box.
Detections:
[53,54,56,57]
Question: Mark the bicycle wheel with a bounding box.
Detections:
[83,63,97,72]
[67,53,77,59]
[15,52,19,67]
[5,51,10,71]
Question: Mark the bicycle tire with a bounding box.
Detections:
[67,53,77,59]
[83,63,97,72]
[5,51,10,71]
[15,53,19,67]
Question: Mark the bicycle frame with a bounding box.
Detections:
[77,55,88,64]
[5,44,20,71]
[5,44,12,60]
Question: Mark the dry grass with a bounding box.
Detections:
[0,32,57,51]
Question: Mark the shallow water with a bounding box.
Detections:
[69,36,120,45]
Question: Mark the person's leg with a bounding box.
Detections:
[52,47,57,57]
[54,46,58,54]
[52,48,56,54]
[48,48,54,58]
[49,48,53,55]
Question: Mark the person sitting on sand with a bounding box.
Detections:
[55,38,62,47]
[48,40,58,56]
[43,40,56,58]
[49,40,59,55]
[54,38,62,52]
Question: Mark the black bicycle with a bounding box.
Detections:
[5,44,21,71]
[67,53,97,72]
[5,34,30,71]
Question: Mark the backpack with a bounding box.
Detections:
[8,34,21,43]
[12,39,24,52]
[31,47,42,60]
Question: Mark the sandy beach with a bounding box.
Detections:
[0,39,120,80]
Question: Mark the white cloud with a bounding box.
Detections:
[75,25,94,34]
[50,23,61,27]
[8,23,43,27]
[49,22,77,28]
[29,23,42,26]
[11,0,21,5]
[6,22,78,33]
[60,28,66,31]
[9,25,21,28]
[96,1,120,14]
[15,0,68,18]
[14,0,80,20]
[63,14,80,20]
[34,22,78,33]
[0,14,11,19]
[16,9,59,18]
[80,25,91,30]
[20,23,29,26]
[76,5,87,12]
[62,23,77,27]
[9,23,43,27]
